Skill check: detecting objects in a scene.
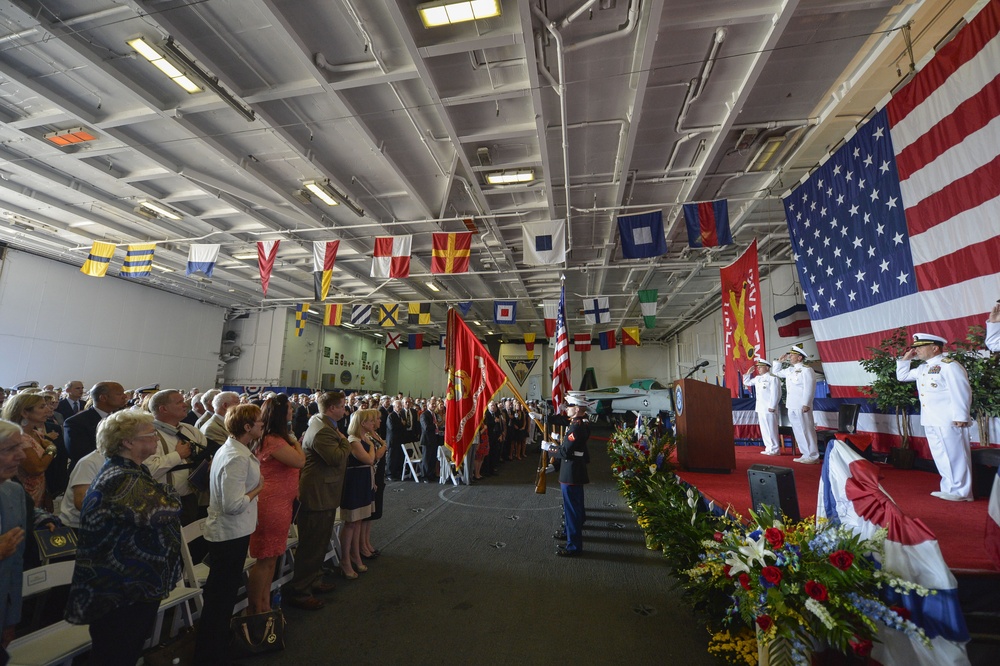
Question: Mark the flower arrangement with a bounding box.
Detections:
[684,505,932,665]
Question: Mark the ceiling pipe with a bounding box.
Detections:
[559,0,600,29]
[564,0,640,53]
[532,5,574,249]
[313,52,380,74]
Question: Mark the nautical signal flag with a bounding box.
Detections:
[120,243,155,279]
[187,244,220,277]
[371,236,411,278]
[457,301,473,316]
[378,303,399,327]
[494,300,516,325]
[408,333,423,350]
[439,333,447,349]
[622,327,640,346]
[323,304,343,326]
[293,303,309,337]
[682,199,732,248]
[638,289,658,328]
[313,241,339,301]
[521,220,567,265]
[81,241,116,277]
[542,301,558,337]
[408,302,431,325]
[524,332,536,360]
[573,333,591,352]
[351,304,371,326]
[773,303,811,338]
[617,211,667,259]
[583,297,610,325]
[385,332,401,350]
[257,240,280,296]
[599,330,616,350]
[431,232,472,274]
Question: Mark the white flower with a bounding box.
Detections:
[738,534,775,567]
[723,551,750,576]
[686,488,698,509]
[649,464,658,474]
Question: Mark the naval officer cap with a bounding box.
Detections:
[789,345,810,358]
[754,358,772,367]
[13,380,39,391]
[911,333,947,347]
[134,383,160,395]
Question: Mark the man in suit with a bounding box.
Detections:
[63,381,127,470]
[385,399,407,482]
[182,391,204,426]
[147,389,203,523]
[194,389,220,429]
[286,391,350,611]
[54,381,85,422]
[419,398,439,482]
[377,395,391,440]
[403,397,420,443]
[544,403,591,558]
[483,401,503,476]
[199,391,240,450]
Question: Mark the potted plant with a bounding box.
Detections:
[947,326,1000,447]
[858,328,919,469]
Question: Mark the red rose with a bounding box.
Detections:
[761,566,782,585]
[713,531,724,542]
[755,615,774,632]
[723,565,733,578]
[829,550,855,570]
[738,573,751,590]
[764,527,785,549]
[804,580,828,601]
[891,605,911,621]
[849,637,873,657]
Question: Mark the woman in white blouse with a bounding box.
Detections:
[194,404,264,665]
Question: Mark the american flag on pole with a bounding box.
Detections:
[782,1,1000,396]
[551,282,572,412]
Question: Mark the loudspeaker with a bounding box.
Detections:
[748,464,800,522]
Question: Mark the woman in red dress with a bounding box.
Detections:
[247,394,305,613]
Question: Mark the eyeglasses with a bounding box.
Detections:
[131,432,158,441]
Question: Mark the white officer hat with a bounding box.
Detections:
[134,383,160,395]
[789,345,809,358]
[13,380,39,391]
[911,333,947,347]
[754,358,772,367]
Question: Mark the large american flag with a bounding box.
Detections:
[783,0,1000,396]
[551,283,572,411]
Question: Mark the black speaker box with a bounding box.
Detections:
[748,464,800,522]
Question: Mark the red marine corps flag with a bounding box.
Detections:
[445,309,507,469]
[720,238,766,397]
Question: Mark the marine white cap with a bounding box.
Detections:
[911,333,947,347]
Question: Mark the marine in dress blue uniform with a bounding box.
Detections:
[896,333,973,501]
[550,404,590,557]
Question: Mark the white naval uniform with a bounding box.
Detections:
[896,354,973,499]
[772,360,818,460]
[743,369,782,454]
[986,320,1000,353]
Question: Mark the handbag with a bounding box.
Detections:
[186,457,211,493]
[230,609,285,657]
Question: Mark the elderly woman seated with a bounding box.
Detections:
[65,410,183,666]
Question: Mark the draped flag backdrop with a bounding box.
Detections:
[818,442,970,665]
[720,239,766,398]
[783,0,1000,396]
[445,309,507,468]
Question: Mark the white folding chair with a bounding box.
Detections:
[437,446,460,485]
[401,441,424,481]
[8,561,92,666]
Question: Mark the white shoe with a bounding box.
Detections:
[931,491,972,502]
[795,457,821,464]
[761,451,780,456]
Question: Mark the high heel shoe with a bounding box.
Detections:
[338,568,359,580]
[353,563,369,573]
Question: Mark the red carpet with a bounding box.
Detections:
[674,445,998,572]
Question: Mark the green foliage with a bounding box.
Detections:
[858,328,918,447]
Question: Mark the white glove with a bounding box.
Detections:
[541,441,557,452]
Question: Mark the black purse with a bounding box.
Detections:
[230,609,285,657]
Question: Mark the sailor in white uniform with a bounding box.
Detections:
[772,345,819,463]
[743,359,782,455]
[986,301,1000,352]
[896,333,973,501]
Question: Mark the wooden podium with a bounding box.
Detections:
[673,379,735,473]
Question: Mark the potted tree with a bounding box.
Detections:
[947,326,1000,448]
[858,328,919,468]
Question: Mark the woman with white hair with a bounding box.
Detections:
[65,410,183,666]
[0,420,27,649]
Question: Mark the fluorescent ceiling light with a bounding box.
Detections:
[152,264,174,273]
[341,321,356,329]
[232,252,259,260]
[418,0,501,28]
[426,282,440,292]
[473,320,482,326]
[127,37,203,94]
[137,200,181,220]
[160,38,256,121]
[68,220,95,228]
[749,136,785,172]
[486,169,534,185]
[302,180,340,207]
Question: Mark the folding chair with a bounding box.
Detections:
[8,561,92,666]
[401,441,424,481]
[437,445,460,485]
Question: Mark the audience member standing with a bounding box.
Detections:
[385,399,406,482]
[194,404,263,665]
[0,420,27,651]
[2,394,58,511]
[64,382,127,470]
[55,381,85,422]
[772,346,819,464]
[419,399,438,482]
[897,333,973,501]
[285,392,349,611]
[340,410,382,578]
